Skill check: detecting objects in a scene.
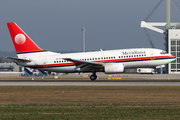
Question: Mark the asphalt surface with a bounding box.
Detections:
[1,73,180,86]
[0,80,180,86]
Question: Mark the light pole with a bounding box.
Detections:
[81,27,86,52]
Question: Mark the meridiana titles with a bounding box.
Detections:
[122,51,146,55]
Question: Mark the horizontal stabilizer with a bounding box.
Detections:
[7,57,31,62]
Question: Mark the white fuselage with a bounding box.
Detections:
[16,48,175,73]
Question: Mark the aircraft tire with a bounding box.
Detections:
[90,74,97,81]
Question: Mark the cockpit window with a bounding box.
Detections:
[160,51,167,55]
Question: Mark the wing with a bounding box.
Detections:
[63,58,104,71]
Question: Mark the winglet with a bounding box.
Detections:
[7,22,43,54]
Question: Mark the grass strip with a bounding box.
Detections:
[0,86,180,119]
[0,103,180,120]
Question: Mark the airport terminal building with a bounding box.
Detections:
[168,26,180,74]
[0,63,21,72]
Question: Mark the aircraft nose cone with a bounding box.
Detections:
[170,54,176,58]
[172,55,176,59]
[170,55,176,62]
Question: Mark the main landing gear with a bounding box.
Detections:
[90,73,97,81]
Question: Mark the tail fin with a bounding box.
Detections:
[7,22,43,54]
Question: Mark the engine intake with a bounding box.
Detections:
[104,63,124,74]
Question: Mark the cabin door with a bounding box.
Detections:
[43,59,48,67]
[150,51,155,60]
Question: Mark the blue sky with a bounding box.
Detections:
[0,0,180,52]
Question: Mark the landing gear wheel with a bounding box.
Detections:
[90,74,97,81]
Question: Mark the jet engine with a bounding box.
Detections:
[104,63,124,74]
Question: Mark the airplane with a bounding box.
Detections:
[6,22,176,81]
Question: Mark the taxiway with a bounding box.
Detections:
[0,81,180,86]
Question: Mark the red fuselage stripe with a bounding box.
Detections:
[25,55,175,68]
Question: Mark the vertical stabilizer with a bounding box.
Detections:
[7,22,43,54]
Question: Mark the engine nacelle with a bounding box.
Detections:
[104,63,124,74]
